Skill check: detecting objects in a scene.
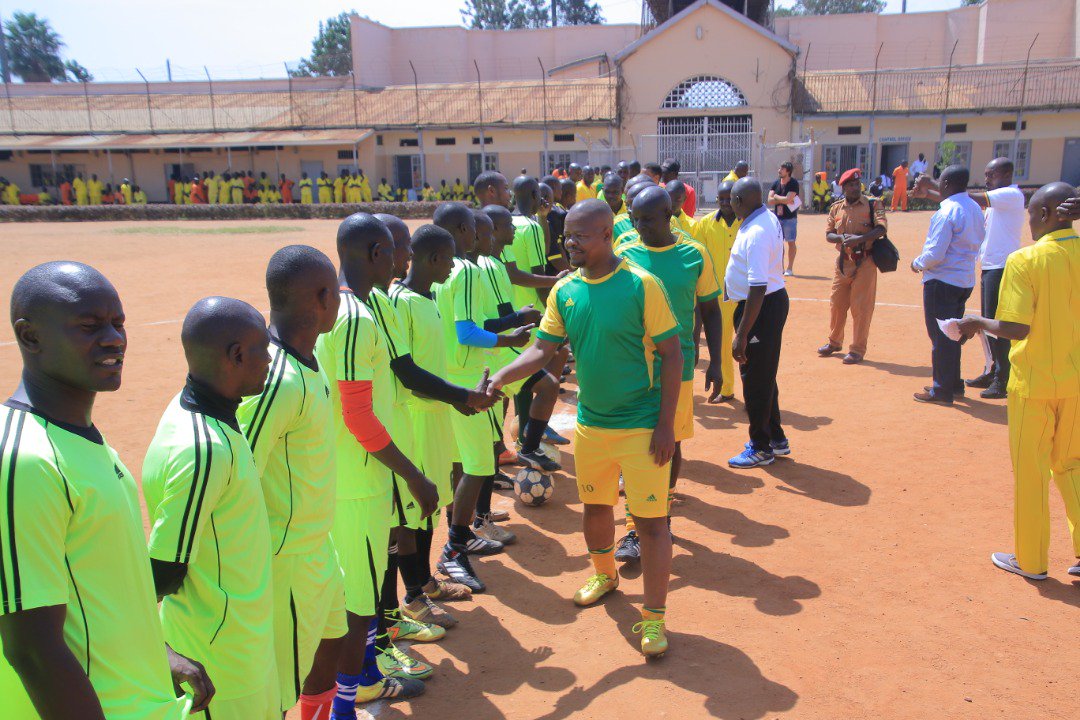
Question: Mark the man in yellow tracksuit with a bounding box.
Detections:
[377,179,393,202]
[299,172,314,204]
[692,179,740,401]
[88,174,103,205]
[206,171,219,205]
[958,182,1080,581]
[334,171,346,203]
[359,170,372,202]
[73,172,88,205]
[317,172,332,203]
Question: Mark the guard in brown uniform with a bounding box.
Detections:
[817,169,887,364]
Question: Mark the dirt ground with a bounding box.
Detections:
[0,211,1075,720]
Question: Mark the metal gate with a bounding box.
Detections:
[641,115,755,173]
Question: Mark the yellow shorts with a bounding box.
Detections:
[410,404,455,516]
[271,539,348,711]
[674,380,695,442]
[331,492,393,616]
[573,424,670,518]
[200,662,279,720]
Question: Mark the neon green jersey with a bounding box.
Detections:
[314,290,394,499]
[617,238,721,380]
[538,261,678,429]
[0,401,186,720]
[388,283,451,409]
[502,215,546,309]
[238,338,335,556]
[143,391,274,701]
[431,257,487,379]
[364,286,409,408]
[477,252,523,370]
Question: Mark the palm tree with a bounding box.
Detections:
[4,12,67,82]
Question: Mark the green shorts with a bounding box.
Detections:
[331,491,393,616]
[200,661,278,720]
[408,403,456,521]
[388,404,420,529]
[447,373,501,476]
[271,538,348,711]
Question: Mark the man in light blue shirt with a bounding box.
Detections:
[910,165,985,404]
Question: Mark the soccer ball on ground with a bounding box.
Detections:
[514,468,554,507]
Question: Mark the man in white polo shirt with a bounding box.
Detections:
[725,177,790,469]
[914,157,1024,398]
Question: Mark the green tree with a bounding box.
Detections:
[461,0,603,29]
[3,12,67,82]
[558,0,604,25]
[291,11,352,77]
[960,0,983,6]
[778,0,886,15]
[64,59,92,82]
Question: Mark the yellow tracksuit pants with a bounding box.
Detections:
[719,300,736,397]
[1008,393,1080,574]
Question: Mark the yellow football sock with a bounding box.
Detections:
[589,544,617,578]
[624,503,636,533]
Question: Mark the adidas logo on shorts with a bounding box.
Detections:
[406,501,416,509]
[645,494,657,502]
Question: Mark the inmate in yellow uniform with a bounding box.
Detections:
[334,175,345,203]
[538,261,678,517]
[206,174,219,204]
[317,176,332,203]
[995,228,1080,575]
[693,211,741,397]
[299,177,314,204]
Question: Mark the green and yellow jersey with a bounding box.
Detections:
[314,290,395,499]
[238,337,336,556]
[143,390,275,702]
[0,401,187,720]
[503,215,547,309]
[613,210,633,241]
[617,238,721,380]
[431,257,488,381]
[538,261,678,429]
[671,210,697,237]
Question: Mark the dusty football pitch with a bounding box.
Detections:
[0,211,1075,719]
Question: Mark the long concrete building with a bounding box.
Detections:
[0,0,1076,203]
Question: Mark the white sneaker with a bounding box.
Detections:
[990,552,1047,580]
[783,270,794,277]
[475,515,516,545]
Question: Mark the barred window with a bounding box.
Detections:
[661,76,747,110]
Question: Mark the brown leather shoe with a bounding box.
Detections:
[913,391,952,405]
[817,344,841,357]
[842,352,863,365]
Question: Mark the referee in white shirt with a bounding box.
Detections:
[725,177,790,469]
[914,157,1024,398]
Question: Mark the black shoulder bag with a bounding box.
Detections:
[868,199,900,273]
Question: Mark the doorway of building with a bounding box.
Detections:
[879,143,909,183]
[1063,138,1080,187]
[394,155,421,189]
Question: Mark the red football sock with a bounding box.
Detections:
[299,686,338,720]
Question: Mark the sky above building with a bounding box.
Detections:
[15,0,964,82]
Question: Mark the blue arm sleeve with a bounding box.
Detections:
[456,319,498,348]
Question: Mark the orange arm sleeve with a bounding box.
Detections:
[338,380,391,453]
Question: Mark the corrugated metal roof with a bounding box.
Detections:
[0,78,616,136]
[0,129,373,150]
[795,59,1080,115]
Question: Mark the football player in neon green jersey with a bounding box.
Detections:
[615,186,725,564]
[488,199,683,658]
[389,224,504,613]
[236,246,349,718]
[431,203,533,593]
[503,176,563,309]
[143,297,278,720]
[476,206,567,475]
[0,262,210,720]
[315,212,440,712]
[366,215,496,663]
